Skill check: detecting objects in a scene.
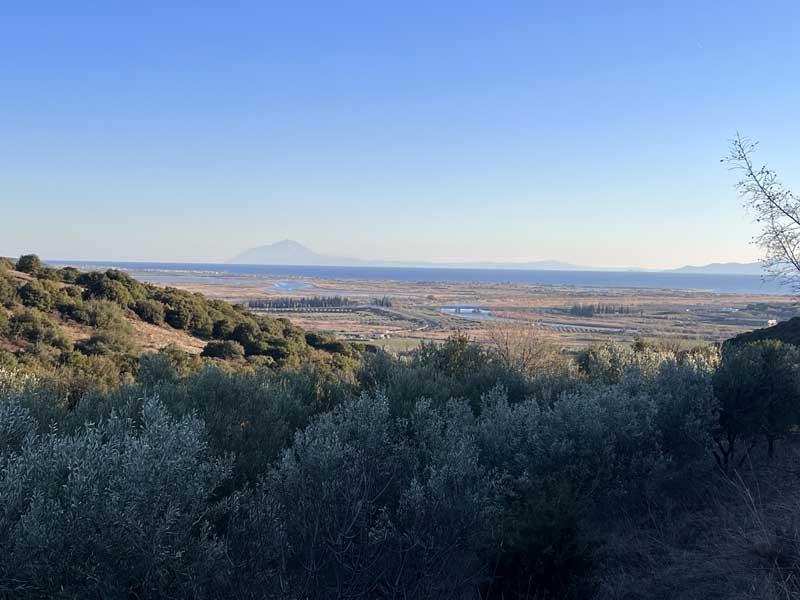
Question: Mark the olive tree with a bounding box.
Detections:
[713,340,800,467]
[0,397,231,598]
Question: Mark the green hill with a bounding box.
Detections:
[0,254,361,396]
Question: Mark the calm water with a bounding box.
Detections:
[441,305,503,320]
[51,260,792,295]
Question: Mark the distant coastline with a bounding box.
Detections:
[225,240,766,275]
[50,260,792,296]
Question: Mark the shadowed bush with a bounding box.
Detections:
[0,397,231,599]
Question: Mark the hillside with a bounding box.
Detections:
[728,316,800,346]
[0,254,361,396]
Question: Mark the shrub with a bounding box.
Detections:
[86,299,128,328]
[158,344,204,376]
[77,271,135,306]
[56,266,80,283]
[359,337,530,414]
[0,275,16,307]
[15,254,41,274]
[305,332,351,355]
[159,290,214,337]
[0,398,231,598]
[650,351,718,466]
[136,352,179,387]
[105,269,148,302]
[133,298,165,325]
[58,351,127,399]
[17,281,53,311]
[0,379,36,453]
[9,309,70,349]
[577,342,633,384]
[202,339,245,359]
[145,365,338,487]
[713,340,800,467]
[417,333,486,378]
[227,394,495,599]
[55,294,92,323]
[77,326,136,357]
[212,317,237,338]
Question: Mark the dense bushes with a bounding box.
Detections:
[713,340,800,467]
[358,333,537,413]
[5,332,773,599]
[226,394,494,599]
[0,397,230,598]
[2,257,799,598]
[0,257,362,395]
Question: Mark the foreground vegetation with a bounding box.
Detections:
[2,256,800,598]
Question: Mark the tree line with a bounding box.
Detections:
[567,303,635,317]
[248,295,357,309]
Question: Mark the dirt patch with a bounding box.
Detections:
[127,319,207,354]
[60,320,94,344]
[6,270,35,283]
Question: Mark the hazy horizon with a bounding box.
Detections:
[33,238,762,272]
[3,1,799,268]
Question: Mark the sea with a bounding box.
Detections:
[50,260,794,296]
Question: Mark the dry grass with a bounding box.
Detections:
[59,320,93,344]
[135,274,795,349]
[6,270,35,283]
[127,318,206,354]
[595,444,800,600]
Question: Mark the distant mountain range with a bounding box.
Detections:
[228,240,766,274]
[667,261,766,275]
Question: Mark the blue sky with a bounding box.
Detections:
[2,1,799,268]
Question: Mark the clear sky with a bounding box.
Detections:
[2,1,799,268]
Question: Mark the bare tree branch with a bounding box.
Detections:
[724,133,800,290]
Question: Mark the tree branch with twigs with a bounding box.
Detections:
[725,133,800,290]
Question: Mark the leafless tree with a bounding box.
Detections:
[485,321,562,374]
[725,133,800,289]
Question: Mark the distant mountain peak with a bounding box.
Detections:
[274,239,305,248]
[228,241,593,269]
[228,240,334,265]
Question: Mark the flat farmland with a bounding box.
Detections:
[133,271,797,349]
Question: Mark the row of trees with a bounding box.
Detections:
[248,295,357,309]
[567,303,635,317]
